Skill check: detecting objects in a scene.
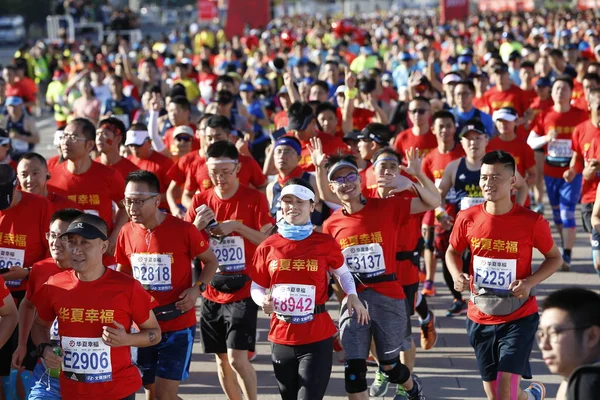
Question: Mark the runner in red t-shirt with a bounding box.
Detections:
[163,97,201,155]
[356,123,390,190]
[94,117,139,180]
[12,208,83,398]
[421,111,464,297]
[250,180,367,400]
[446,150,562,400]
[116,171,218,399]
[392,97,437,158]
[17,152,82,213]
[184,141,273,400]
[318,148,439,399]
[31,214,161,400]
[571,73,599,111]
[527,77,589,270]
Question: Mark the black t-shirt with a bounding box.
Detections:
[567,362,600,400]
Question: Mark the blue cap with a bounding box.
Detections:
[5,97,23,106]
[255,77,270,86]
[360,46,375,55]
[256,67,267,76]
[239,82,255,92]
[457,55,472,64]
[400,52,412,61]
[536,77,552,88]
[560,29,571,38]
[303,77,315,85]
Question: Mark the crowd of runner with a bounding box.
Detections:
[0,6,598,400]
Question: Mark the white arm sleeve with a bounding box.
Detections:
[330,264,357,296]
[527,131,548,150]
[250,281,267,306]
[148,110,167,152]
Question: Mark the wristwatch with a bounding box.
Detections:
[36,342,52,358]
[196,282,207,293]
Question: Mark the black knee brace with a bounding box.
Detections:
[344,359,367,393]
[424,230,434,251]
[380,359,411,385]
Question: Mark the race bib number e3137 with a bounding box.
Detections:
[473,256,516,290]
[271,284,316,324]
[0,248,24,287]
[131,253,172,291]
[342,243,385,277]
[61,337,112,383]
[211,236,246,272]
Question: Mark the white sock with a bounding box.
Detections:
[526,391,536,400]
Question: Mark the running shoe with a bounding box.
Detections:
[406,374,425,400]
[366,355,378,367]
[446,299,467,317]
[393,384,408,400]
[369,369,390,397]
[524,381,546,400]
[561,252,571,271]
[420,311,437,350]
[421,280,436,296]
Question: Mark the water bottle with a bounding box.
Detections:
[48,347,62,379]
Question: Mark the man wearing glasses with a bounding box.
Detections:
[116,170,219,400]
[392,97,437,158]
[538,287,600,400]
[451,80,495,137]
[47,118,127,261]
[446,150,562,400]
[184,141,273,400]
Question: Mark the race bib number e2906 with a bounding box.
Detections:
[342,243,385,277]
[61,337,112,383]
[211,236,246,272]
[473,256,516,290]
[271,284,316,324]
[131,253,172,291]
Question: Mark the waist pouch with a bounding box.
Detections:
[210,273,251,293]
[353,272,397,286]
[545,156,570,168]
[396,238,424,268]
[276,304,327,323]
[153,302,185,322]
[470,285,536,316]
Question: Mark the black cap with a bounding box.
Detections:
[343,130,361,143]
[491,63,509,74]
[459,120,488,138]
[357,127,389,146]
[0,165,16,211]
[60,221,108,241]
[287,103,315,131]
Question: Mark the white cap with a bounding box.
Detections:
[540,43,553,53]
[442,73,462,85]
[180,57,192,65]
[492,107,518,122]
[280,184,315,201]
[335,85,347,95]
[124,130,150,146]
[174,126,194,137]
[53,130,64,147]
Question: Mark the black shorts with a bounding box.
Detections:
[200,297,258,354]
[581,202,594,233]
[467,313,539,382]
[0,291,37,376]
[402,283,419,338]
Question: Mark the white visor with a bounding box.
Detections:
[492,109,518,122]
[124,130,150,146]
[280,184,315,202]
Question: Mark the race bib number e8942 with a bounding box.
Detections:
[342,243,385,277]
[473,256,516,290]
[131,253,172,291]
[61,337,112,383]
[0,248,24,287]
[271,284,316,324]
[211,237,246,272]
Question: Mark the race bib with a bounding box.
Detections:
[547,139,573,158]
[0,248,24,287]
[211,237,246,272]
[131,253,172,291]
[61,337,112,383]
[473,256,517,290]
[460,197,485,210]
[271,284,316,324]
[11,139,28,153]
[50,318,60,341]
[342,243,385,277]
[84,209,100,217]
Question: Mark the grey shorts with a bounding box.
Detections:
[339,289,410,363]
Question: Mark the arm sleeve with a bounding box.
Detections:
[148,111,167,153]
[329,264,357,296]
[250,281,267,306]
[527,131,548,150]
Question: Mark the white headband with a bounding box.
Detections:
[206,158,238,165]
[124,191,159,196]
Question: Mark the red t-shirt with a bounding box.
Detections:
[0,192,51,291]
[393,128,437,158]
[487,136,536,177]
[352,108,376,131]
[166,151,202,186]
[250,232,343,345]
[32,269,157,400]
[128,152,174,209]
[361,164,377,190]
[472,96,486,110]
[482,85,528,116]
[26,257,69,300]
[47,155,61,171]
[94,157,139,180]
[48,161,125,233]
[522,88,537,110]
[274,110,289,130]
[5,81,35,103]
[530,107,589,178]
[449,203,554,325]
[163,123,200,154]
[582,134,600,204]
[322,196,410,299]
[184,185,273,303]
[46,191,82,213]
[0,276,10,303]
[185,155,266,193]
[296,132,348,172]
[115,216,210,332]
[529,97,554,121]
[572,80,585,107]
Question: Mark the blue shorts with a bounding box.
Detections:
[28,362,61,400]
[136,325,196,385]
[467,313,539,382]
[544,174,582,207]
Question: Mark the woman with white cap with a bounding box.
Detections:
[250,178,368,400]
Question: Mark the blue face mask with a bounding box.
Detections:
[277,219,313,241]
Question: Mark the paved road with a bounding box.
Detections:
[30,116,600,399]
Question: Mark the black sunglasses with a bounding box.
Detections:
[175,135,192,142]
